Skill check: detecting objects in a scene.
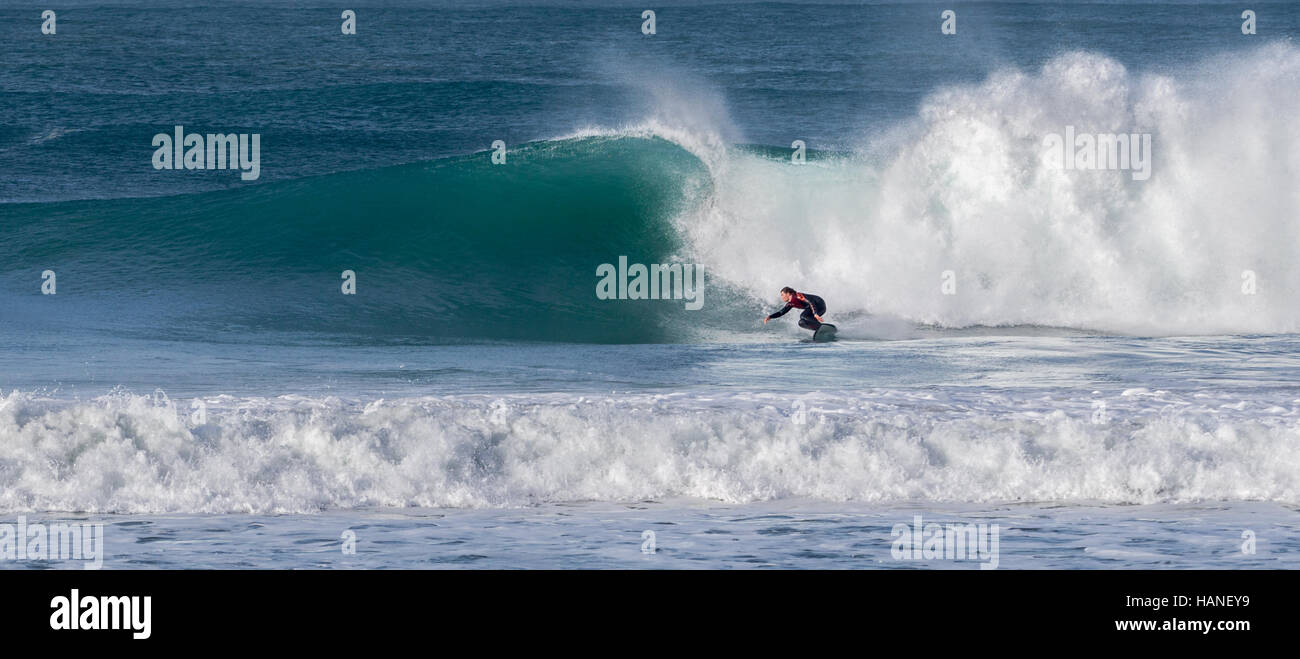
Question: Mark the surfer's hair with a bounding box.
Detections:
[780,287,796,295]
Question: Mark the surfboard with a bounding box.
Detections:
[812,323,837,342]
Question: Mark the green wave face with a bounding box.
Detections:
[2,136,713,343]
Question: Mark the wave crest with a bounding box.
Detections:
[2,389,1296,513]
[686,45,1300,334]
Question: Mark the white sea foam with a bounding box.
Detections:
[591,45,1300,335]
[1,389,1296,514]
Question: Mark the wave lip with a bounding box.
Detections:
[2,389,1296,514]
[687,44,1300,336]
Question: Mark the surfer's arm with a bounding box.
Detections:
[800,294,825,321]
[767,304,793,320]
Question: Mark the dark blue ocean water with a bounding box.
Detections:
[4,0,1296,201]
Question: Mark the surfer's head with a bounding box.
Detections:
[780,286,796,302]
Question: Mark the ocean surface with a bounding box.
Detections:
[2,0,1299,569]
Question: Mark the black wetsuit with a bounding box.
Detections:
[767,293,826,330]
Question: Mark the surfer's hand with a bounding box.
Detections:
[762,316,769,325]
[814,315,823,322]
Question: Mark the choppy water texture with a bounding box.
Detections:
[4,502,1297,570]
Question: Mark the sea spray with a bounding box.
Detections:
[1,389,1297,514]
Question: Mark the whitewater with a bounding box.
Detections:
[3,384,1299,514]
[659,45,1300,337]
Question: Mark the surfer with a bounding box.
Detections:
[763,287,827,332]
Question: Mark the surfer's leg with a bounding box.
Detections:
[798,309,821,331]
